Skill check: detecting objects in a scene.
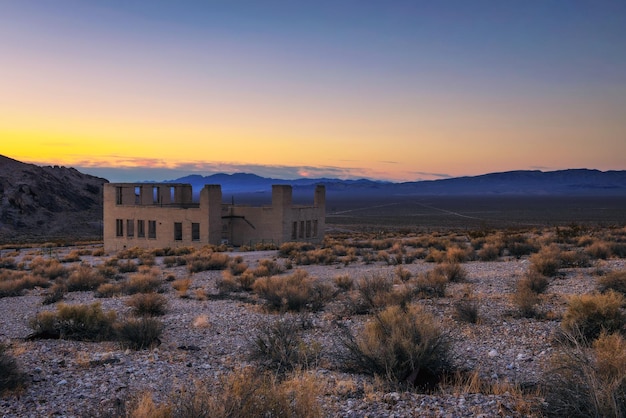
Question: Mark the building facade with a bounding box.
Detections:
[103,183,325,252]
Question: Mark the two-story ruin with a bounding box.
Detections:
[103,183,325,252]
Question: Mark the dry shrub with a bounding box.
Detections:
[395,266,412,282]
[162,255,186,268]
[227,256,248,276]
[512,284,541,318]
[124,268,162,294]
[252,317,321,372]
[186,251,230,273]
[561,291,625,342]
[414,270,448,298]
[164,368,322,418]
[0,344,27,394]
[433,262,467,283]
[477,243,500,261]
[171,278,191,297]
[521,270,550,294]
[117,247,145,259]
[66,264,106,291]
[126,293,168,316]
[529,244,561,277]
[29,302,117,341]
[597,270,626,295]
[453,298,480,324]
[95,283,123,298]
[116,317,163,350]
[29,257,68,280]
[278,241,316,258]
[97,264,119,279]
[334,274,354,292]
[425,249,447,263]
[340,305,451,387]
[446,246,472,263]
[42,282,67,305]
[216,272,240,294]
[294,248,336,265]
[125,392,171,418]
[61,250,82,263]
[253,259,284,277]
[347,274,413,314]
[118,259,139,273]
[560,250,591,268]
[252,270,334,312]
[586,241,612,260]
[0,256,17,269]
[0,270,49,298]
[543,331,626,417]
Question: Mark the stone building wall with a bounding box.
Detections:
[103,183,324,252]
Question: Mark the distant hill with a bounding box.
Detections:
[1,153,625,242]
[0,155,108,241]
[167,169,626,202]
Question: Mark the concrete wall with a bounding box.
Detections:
[103,183,325,252]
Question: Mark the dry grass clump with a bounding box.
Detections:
[543,331,626,417]
[118,259,139,273]
[126,293,168,316]
[278,241,316,258]
[95,282,124,298]
[295,248,337,265]
[512,271,549,318]
[124,268,163,294]
[0,270,49,298]
[453,297,480,324]
[0,344,27,394]
[29,257,69,280]
[477,243,501,261]
[334,274,354,292]
[501,233,540,258]
[151,368,322,418]
[252,258,284,277]
[171,278,191,297]
[29,302,117,341]
[115,317,163,350]
[227,256,248,276]
[41,282,68,305]
[414,270,448,298]
[529,244,561,277]
[252,270,335,312]
[597,270,626,295]
[162,255,187,268]
[61,249,82,263]
[66,264,106,291]
[116,246,146,260]
[0,256,17,269]
[394,266,412,282]
[340,304,451,387]
[346,274,414,314]
[432,262,467,283]
[186,250,230,273]
[561,291,625,342]
[252,316,321,372]
[445,246,473,263]
[585,240,612,260]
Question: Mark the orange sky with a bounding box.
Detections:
[2,2,625,182]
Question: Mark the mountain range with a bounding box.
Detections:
[1,153,625,241]
[168,169,626,201]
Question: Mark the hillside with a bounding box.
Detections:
[0,155,107,241]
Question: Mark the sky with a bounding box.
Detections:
[1,1,625,182]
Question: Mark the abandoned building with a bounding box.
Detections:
[103,183,325,252]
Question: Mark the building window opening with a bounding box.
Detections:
[148,220,157,238]
[299,221,304,238]
[291,222,297,240]
[192,223,200,241]
[127,219,134,237]
[170,187,176,203]
[153,187,160,204]
[174,222,183,241]
[313,220,318,237]
[134,186,141,204]
[305,220,311,238]
[137,220,145,238]
[115,219,124,237]
[116,187,123,205]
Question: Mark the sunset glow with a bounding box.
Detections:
[2,1,625,182]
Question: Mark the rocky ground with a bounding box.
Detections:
[1,242,624,417]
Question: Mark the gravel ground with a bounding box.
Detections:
[1,245,624,417]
